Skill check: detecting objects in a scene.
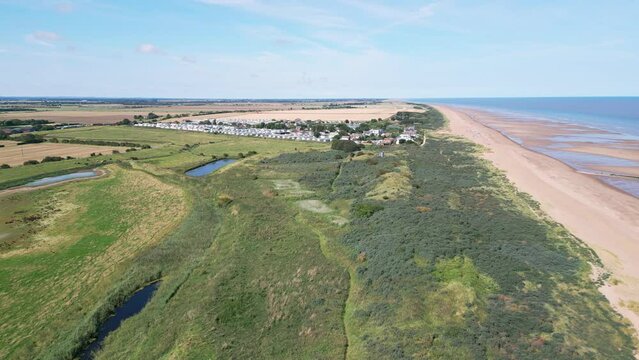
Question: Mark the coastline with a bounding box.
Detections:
[434,104,639,336]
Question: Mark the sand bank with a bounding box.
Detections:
[434,105,639,334]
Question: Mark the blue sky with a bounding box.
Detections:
[0,0,637,98]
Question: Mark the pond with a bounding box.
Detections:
[24,171,99,187]
[78,282,160,360]
[185,159,235,177]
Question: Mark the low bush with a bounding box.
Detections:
[353,203,384,218]
[41,156,64,163]
[331,139,363,152]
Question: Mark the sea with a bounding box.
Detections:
[410,97,639,197]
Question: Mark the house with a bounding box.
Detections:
[396,134,414,144]
[382,138,394,145]
[366,129,384,137]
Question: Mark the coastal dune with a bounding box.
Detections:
[434,105,639,334]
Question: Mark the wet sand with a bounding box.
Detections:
[434,105,639,335]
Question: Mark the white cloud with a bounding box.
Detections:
[136,43,197,66]
[137,43,162,54]
[197,0,349,28]
[179,56,197,64]
[55,1,74,13]
[342,0,435,22]
[25,31,62,47]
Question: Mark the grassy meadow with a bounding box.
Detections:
[0,110,636,359]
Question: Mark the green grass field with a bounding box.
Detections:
[0,117,635,359]
[0,127,327,189]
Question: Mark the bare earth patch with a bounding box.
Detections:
[297,200,332,213]
[272,179,314,197]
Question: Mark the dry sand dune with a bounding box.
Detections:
[435,105,639,335]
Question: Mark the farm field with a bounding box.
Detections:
[0,108,635,359]
[0,100,382,124]
[0,140,126,167]
[167,101,414,123]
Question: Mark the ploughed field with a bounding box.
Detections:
[0,140,126,167]
[0,110,635,359]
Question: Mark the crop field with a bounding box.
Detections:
[197,102,414,122]
[0,140,126,167]
[0,109,635,359]
[0,101,380,124]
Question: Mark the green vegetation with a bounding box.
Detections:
[16,133,45,145]
[0,109,635,359]
[331,139,363,152]
[353,203,384,217]
[391,108,445,129]
[0,119,52,127]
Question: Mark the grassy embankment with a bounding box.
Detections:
[0,127,334,359]
[0,126,326,189]
[1,108,636,359]
[93,109,637,358]
[0,165,187,358]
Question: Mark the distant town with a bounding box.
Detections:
[135,118,420,145]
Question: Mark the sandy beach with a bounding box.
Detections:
[435,105,639,335]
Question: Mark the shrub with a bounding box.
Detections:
[16,133,45,145]
[23,160,39,165]
[353,203,384,218]
[41,156,64,163]
[0,164,10,169]
[112,150,120,154]
[331,140,363,152]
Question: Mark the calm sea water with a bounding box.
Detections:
[412,97,639,138]
[411,97,639,197]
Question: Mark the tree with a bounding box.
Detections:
[16,133,44,144]
[147,112,159,120]
[331,139,363,152]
